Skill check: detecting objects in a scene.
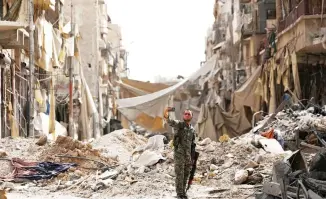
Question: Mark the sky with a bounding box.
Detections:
[106,0,215,82]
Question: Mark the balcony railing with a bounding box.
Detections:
[278,0,326,33]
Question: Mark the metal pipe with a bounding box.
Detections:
[28,0,35,137]
[68,1,74,137]
[0,67,2,138]
[11,62,16,137]
[3,69,7,137]
[95,0,101,137]
[252,111,264,129]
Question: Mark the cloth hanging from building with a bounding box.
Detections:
[269,62,277,114]
[196,104,217,141]
[232,65,262,112]
[0,158,76,181]
[49,78,56,135]
[291,52,301,99]
[196,104,251,141]
[55,104,68,123]
[79,64,100,140]
[116,54,218,131]
[2,0,22,21]
[34,15,62,71]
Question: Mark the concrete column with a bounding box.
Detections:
[276,0,282,23]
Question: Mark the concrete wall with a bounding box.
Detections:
[277,19,306,54]
[107,24,122,75]
[64,0,108,97]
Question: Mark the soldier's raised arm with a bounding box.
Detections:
[164,107,182,130]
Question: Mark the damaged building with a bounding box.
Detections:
[0,0,128,141]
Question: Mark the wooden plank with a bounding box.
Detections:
[257,99,289,132]
[262,182,281,196]
[300,142,325,151]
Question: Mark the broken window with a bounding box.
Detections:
[266,9,276,19]
[0,0,3,19]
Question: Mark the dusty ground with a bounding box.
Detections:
[0,129,293,199]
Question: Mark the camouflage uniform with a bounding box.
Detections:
[167,117,196,198]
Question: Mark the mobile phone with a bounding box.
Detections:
[167,107,175,112]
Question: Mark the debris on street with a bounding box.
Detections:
[0,128,288,198]
[2,105,326,198]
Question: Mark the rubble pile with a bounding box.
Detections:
[40,136,118,169]
[255,107,326,143]
[193,136,286,191]
[257,150,326,198]
[0,137,45,177]
[92,129,147,164]
[0,128,299,198]
[94,134,290,198]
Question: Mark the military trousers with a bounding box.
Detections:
[174,151,192,196]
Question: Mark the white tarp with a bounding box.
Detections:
[33,113,67,141]
[117,54,218,121]
[131,135,167,167]
[133,135,166,154]
[133,150,166,167]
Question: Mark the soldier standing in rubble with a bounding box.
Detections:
[164,107,196,199]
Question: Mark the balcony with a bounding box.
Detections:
[278,0,326,33]
[241,1,276,36]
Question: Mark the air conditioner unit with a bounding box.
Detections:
[98,0,105,5]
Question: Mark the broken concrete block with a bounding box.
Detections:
[205,144,215,152]
[234,170,249,185]
[101,179,113,187]
[36,135,47,146]
[244,160,259,169]
[196,145,204,151]
[0,150,7,158]
[74,170,83,177]
[65,181,74,186]
[127,165,134,174]
[136,166,145,174]
[168,167,176,177]
[246,168,254,175]
[100,170,118,180]
[225,154,234,158]
[199,138,211,146]
[307,107,315,113]
[308,189,323,199]
[2,182,14,190]
[259,138,284,154]
[254,155,263,164]
[246,173,263,184]
[222,160,234,168]
[209,164,219,171]
[68,173,80,181]
[262,182,281,197]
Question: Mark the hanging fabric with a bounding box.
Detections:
[291,52,302,99]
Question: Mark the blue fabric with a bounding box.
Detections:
[45,100,50,115]
[283,93,291,101]
[274,132,285,149]
[18,162,77,181]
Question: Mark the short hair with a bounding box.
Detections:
[184,109,193,116]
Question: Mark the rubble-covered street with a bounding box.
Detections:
[0,129,268,199]
[3,105,326,198]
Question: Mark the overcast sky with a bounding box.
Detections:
[106,0,214,82]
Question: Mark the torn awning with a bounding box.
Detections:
[232,65,262,112]
[0,21,25,31]
[0,21,29,49]
[116,54,218,131]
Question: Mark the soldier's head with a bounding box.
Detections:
[183,109,193,123]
